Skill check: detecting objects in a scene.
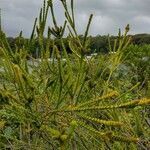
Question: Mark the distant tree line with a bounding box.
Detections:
[5,33,150,57]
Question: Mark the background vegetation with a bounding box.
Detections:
[5,34,150,56]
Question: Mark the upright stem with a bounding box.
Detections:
[0,8,2,32]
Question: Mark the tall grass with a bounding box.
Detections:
[0,0,150,149]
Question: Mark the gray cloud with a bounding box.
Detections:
[1,0,150,37]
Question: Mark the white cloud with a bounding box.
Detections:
[1,0,150,37]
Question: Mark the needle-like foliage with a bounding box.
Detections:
[0,0,150,149]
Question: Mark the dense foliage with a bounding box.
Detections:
[0,0,150,149]
[5,34,150,56]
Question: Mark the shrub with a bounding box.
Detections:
[0,0,150,149]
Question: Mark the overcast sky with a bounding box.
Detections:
[1,0,150,37]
